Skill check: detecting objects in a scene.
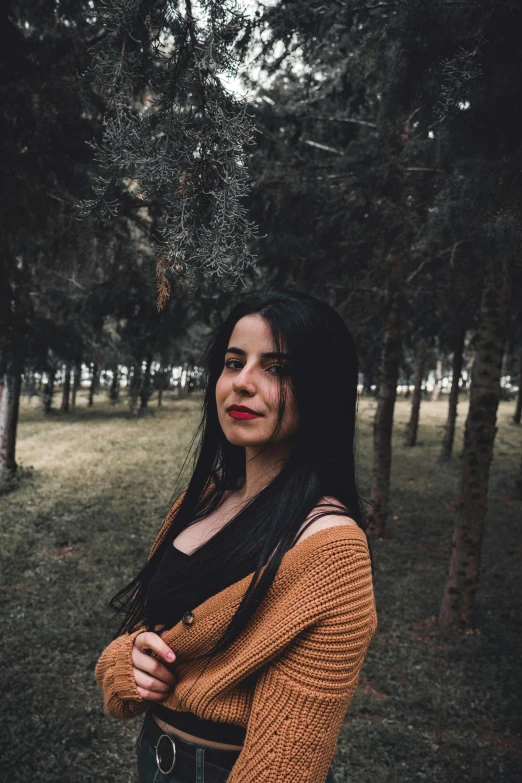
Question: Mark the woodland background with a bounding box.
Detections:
[1,1,521,781]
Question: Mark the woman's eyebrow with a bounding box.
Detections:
[226,346,290,360]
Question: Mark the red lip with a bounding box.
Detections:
[227,404,262,420]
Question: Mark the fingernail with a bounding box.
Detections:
[167,652,175,661]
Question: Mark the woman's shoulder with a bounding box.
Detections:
[295,495,359,546]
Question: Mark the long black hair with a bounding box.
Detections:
[110,288,372,661]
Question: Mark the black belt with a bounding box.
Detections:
[143,711,242,778]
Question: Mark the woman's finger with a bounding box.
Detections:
[137,685,170,701]
[133,666,173,694]
[132,648,177,686]
[135,631,176,664]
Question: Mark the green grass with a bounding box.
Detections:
[1,390,521,782]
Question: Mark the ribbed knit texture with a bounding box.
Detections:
[95,494,377,783]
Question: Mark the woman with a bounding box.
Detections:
[95,288,377,783]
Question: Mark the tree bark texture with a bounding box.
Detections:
[440,326,466,461]
[404,339,426,447]
[439,264,510,628]
[367,294,402,538]
[0,367,22,477]
[513,348,522,424]
[61,363,71,412]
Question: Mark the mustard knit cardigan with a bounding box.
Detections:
[95,494,378,783]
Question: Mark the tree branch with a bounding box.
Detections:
[302,139,344,155]
[436,235,477,263]
[406,257,430,284]
[403,167,445,173]
[350,1,480,10]
[300,114,377,128]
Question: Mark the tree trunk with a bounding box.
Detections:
[362,356,374,395]
[71,361,81,411]
[513,348,522,424]
[61,363,72,412]
[431,359,442,401]
[43,368,56,414]
[129,362,141,415]
[439,263,510,628]
[109,365,120,404]
[367,294,402,538]
[179,363,189,397]
[0,365,22,477]
[440,326,466,461]
[140,354,153,410]
[88,363,99,407]
[404,339,427,447]
[157,365,170,407]
[25,370,36,401]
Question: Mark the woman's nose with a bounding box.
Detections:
[232,368,256,397]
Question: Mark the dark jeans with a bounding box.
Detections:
[136,711,336,783]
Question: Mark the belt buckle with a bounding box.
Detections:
[156,733,177,775]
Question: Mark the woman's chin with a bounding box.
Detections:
[223,430,267,448]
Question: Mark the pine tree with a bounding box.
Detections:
[83,0,259,292]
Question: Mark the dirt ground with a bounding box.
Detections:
[1,390,521,782]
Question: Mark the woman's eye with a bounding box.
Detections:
[225,359,243,369]
[267,364,287,375]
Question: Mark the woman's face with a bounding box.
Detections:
[215,315,299,452]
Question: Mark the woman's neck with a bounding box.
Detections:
[237,442,292,502]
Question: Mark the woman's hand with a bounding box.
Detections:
[132,631,177,701]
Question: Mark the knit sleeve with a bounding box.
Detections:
[227,542,377,783]
[94,628,149,719]
[94,490,187,719]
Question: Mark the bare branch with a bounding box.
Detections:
[406,258,430,284]
[301,114,377,128]
[436,235,477,263]
[404,167,445,173]
[302,139,344,155]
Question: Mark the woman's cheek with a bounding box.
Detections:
[215,374,227,405]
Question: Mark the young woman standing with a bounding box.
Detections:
[95,289,377,783]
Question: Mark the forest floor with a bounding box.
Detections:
[1,390,521,783]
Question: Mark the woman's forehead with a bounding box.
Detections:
[228,315,277,352]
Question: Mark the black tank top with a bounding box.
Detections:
[145,541,248,745]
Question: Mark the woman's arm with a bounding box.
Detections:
[227,543,377,783]
[94,628,148,719]
[95,629,177,718]
[94,491,187,718]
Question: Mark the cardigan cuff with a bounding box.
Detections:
[94,628,146,715]
[111,628,144,701]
